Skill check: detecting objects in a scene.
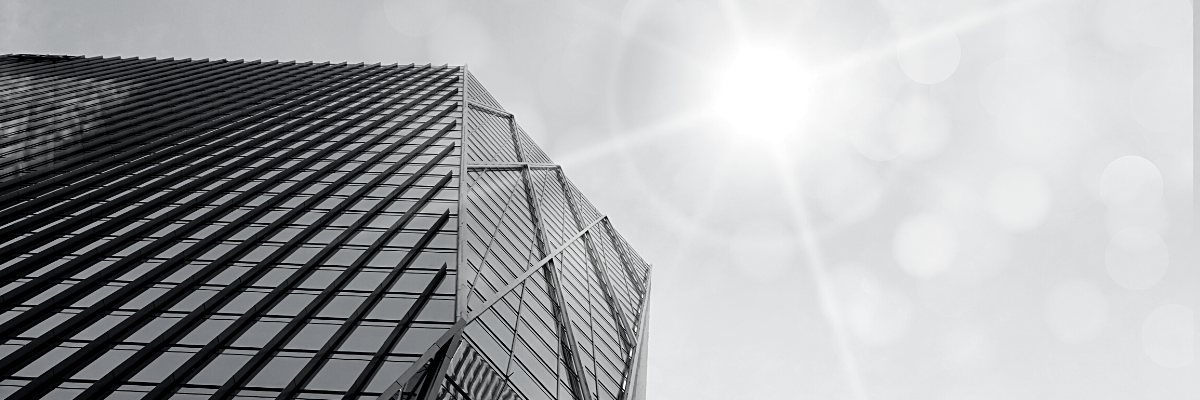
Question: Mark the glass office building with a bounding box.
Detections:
[0,54,650,400]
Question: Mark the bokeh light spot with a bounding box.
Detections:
[1098,155,1164,207]
[1141,304,1194,368]
[1105,226,1169,290]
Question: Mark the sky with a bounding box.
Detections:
[2,0,1195,399]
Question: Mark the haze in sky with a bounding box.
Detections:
[2,0,1195,399]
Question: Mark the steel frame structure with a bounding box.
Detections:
[0,55,650,400]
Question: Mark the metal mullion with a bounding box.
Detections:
[209,160,456,400]
[88,110,456,400]
[0,56,113,85]
[0,58,215,131]
[516,163,583,399]
[0,62,240,168]
[0,57,154,100]
[0,57,153,115]
[586,269,603,400]
[0,66,427,338]
[0,61,363,204]
[474,113,517,163]
[600,221,645,296]
[11,58,265,133]
[0,55,111,81]
[342,264,451,400]
[0,58,288,196]
[547,256,589,400]
[596,245,637,317]
[0,57,299,195]
[466,102,512,119]
[0,67,399,324]
[503,232,542,382]
[0,62,355,275]
[461,172,525,312]
[520,164,589,400]
[0,64,406,345]
[421,325,465,400]
[78,133,456,400]
[0,57,187,119]
[0,58,263,153]
[0,58,246,136]
[133,113,459,399]
[456,66,469,319]
[0,57,88,83]
[466,162,559,170]
[504,282,531,376]
[377,216,604,400]
[0,68,438,400]
[0,60,354,233]
[0,62,404,247]
[614,272,651,400]
[0,59,224,154]
[0,85,403,386]
[279,174,456,399]
[553,170,634,352]
[0,59,339,198]
[0,60,304,188]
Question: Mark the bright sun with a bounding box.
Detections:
[712,45,811,141]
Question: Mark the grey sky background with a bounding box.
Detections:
[2,0,1195,399]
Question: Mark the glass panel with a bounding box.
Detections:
[246,355,307,388]
[233,321,288,348]
[339,325,392,353]
[285,323,339,350]
[391,327,443,355]
[317,295,366,318]
[305,359,367,392]
[130,351,194,383]
[366,297,416,320]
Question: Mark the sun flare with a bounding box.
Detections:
[711,45,811,142]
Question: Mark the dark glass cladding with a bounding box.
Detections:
[0,55,650,400]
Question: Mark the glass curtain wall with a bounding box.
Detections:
[0,55,650,400]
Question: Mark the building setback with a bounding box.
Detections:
[0,54,650,400]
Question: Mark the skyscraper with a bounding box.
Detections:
[0,54,650,400]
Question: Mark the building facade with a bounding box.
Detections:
[0,55,650,400]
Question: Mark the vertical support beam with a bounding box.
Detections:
[554,170,637,352]
[517,163,588,400]
[505,103,526,163]
[469,93,593,399]
[456,66,471,317]
[617,272,652,400]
